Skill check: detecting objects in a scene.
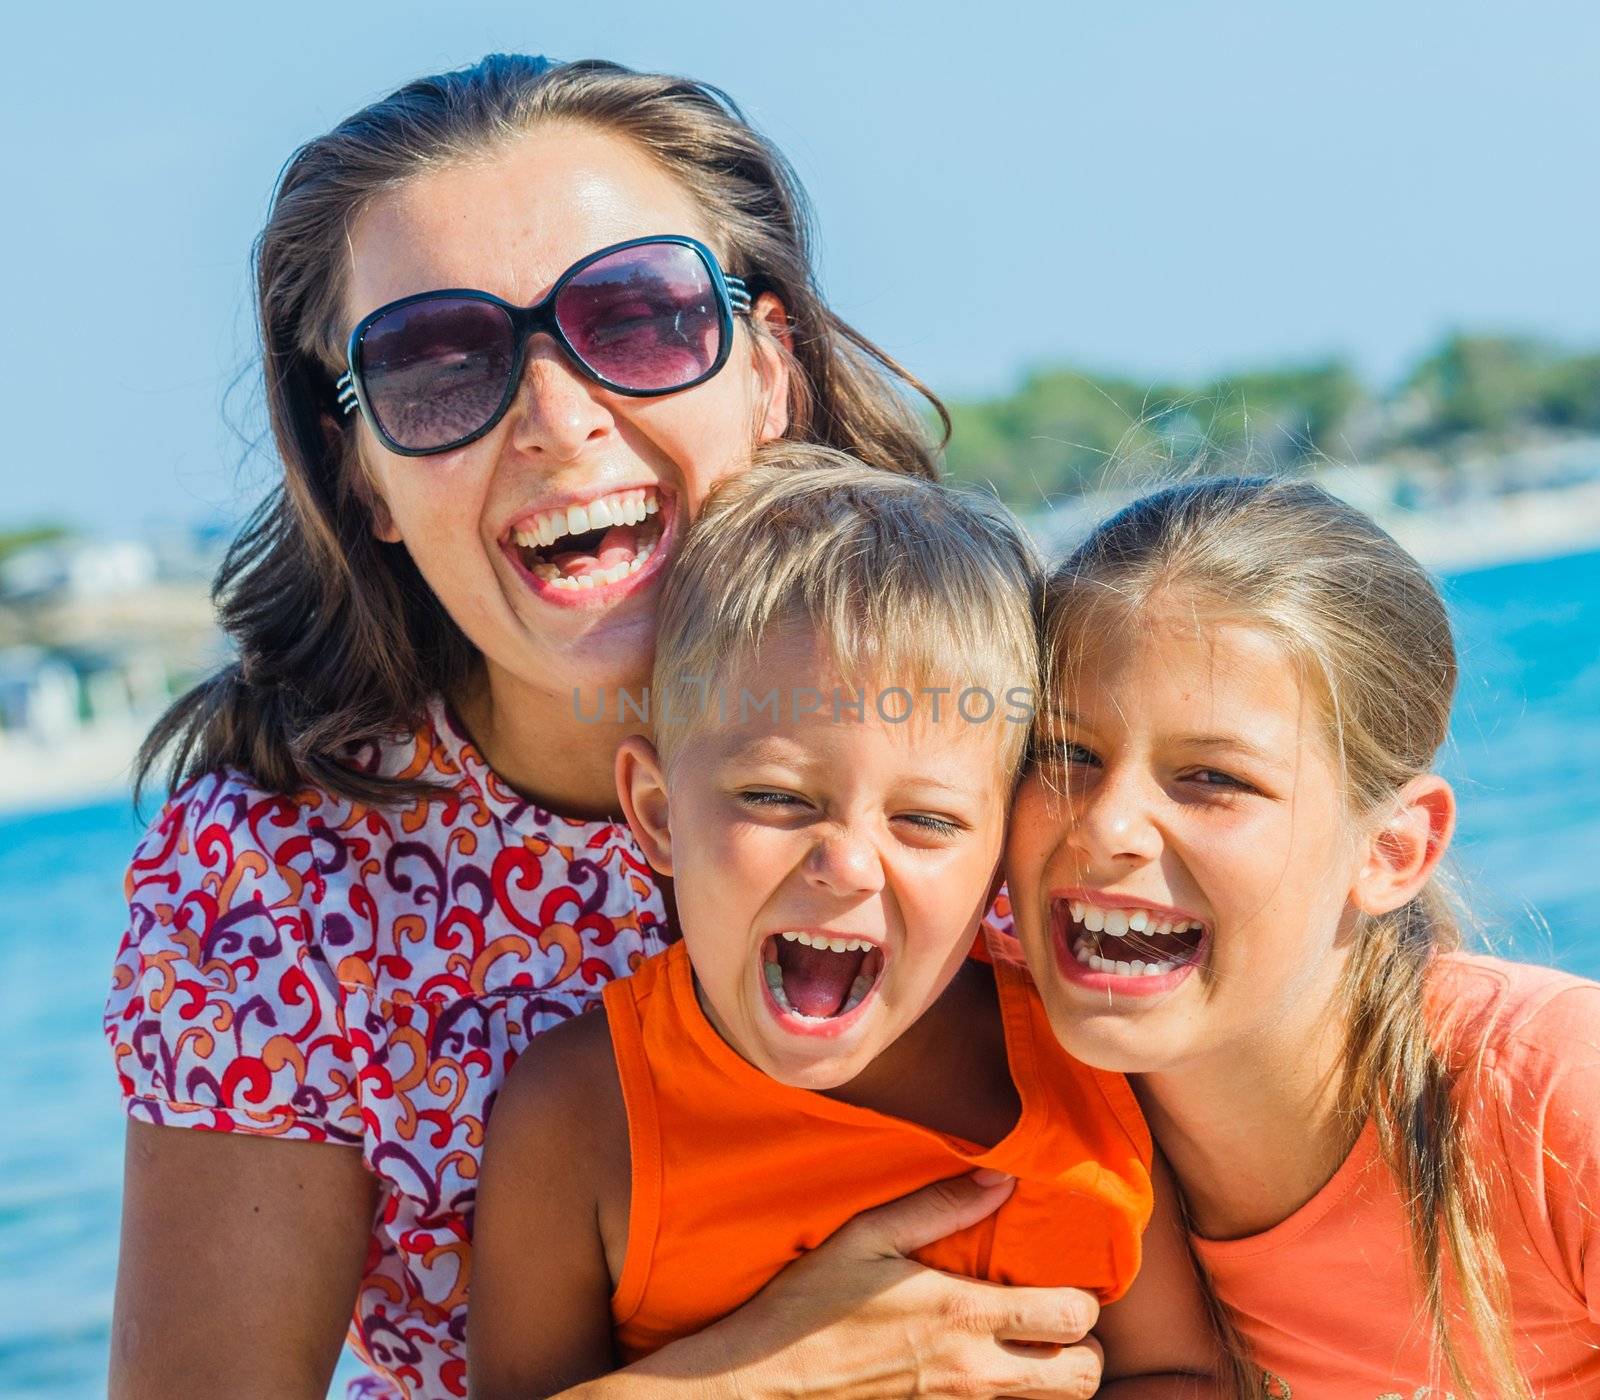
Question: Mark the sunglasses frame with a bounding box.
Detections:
[335,234,753,457]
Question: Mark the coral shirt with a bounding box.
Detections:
[601,932,1154,1360]
[104,700,674,1400]
[1193,954,1600,1398]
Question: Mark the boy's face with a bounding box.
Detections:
[620,629,1013,1090]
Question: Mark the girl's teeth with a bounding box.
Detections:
[1070,900,1086,922]
[1083,950,1179,977]
[1082,907,1106,933]
[1127,910,1149,932]
[1102,910,1130,937]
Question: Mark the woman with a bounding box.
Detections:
[105,55,1105,1400]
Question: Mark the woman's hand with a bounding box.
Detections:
[561,1170,1105,1400]
[110,1121,378,1400]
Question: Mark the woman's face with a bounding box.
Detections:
[342,125,791,698]
[1005,605,1365,1077]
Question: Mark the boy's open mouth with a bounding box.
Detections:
[761,931,886,1021]
[506,485,665,591]
[1054,897,1207,978]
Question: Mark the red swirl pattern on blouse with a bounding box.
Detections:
[104,700,672,1399]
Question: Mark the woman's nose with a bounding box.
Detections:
[505,339,614,460]
[1069,766,1163,867]
[803,827,886,900]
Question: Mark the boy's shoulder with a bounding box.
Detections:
[491,1004,628,1179]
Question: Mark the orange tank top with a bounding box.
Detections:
[601,932,1154,1360]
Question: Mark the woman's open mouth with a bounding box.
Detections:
[502,485,670,603]
[1050,893,1208,996]
[759,930,886,1037]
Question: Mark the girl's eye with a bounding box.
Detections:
[1028,738,1098,769]
[1185,768,1256,793]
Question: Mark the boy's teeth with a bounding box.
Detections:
[842,972,873,1012]
[778,931,873,953]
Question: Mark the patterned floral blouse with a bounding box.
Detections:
[104,699,674,1399]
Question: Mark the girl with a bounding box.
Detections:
[106,54,1102,1400]
[1006,475,1600,1398]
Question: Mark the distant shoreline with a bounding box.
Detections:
[4,492,1599,821]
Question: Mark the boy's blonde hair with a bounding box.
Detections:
[652,445,1040,771]
[1043,475,1526,1400]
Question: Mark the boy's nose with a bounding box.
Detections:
[802,828,886,899]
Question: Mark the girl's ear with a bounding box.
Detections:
[1351,774,1456,917]
[616,735,674,876]
[749,291,792,444]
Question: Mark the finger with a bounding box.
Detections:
[992,1284,1100,1345]
[989,1332,1104,1400]
[834,1171,1017,1258]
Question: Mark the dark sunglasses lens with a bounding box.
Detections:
[358,298,516,451]
[555,242,725,391]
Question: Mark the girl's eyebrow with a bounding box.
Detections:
[1171,734,1291,771]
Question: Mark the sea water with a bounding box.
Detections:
[3,547,1598,1398]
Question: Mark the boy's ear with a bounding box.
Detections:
[616,735,674,877]
[1351,774,1456,917]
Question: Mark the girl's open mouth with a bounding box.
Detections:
[502,485,669,602]
[1050,894,1208,996]
[759,930,886,1036]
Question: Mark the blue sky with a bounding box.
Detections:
[8,0,1598,531]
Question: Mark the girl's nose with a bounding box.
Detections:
[1069,766,1163,868]
[803,827,886,900]
[505,339,614,460]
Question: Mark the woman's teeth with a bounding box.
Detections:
[1069,900,1201,938]
[530,539,655,590]
[511,488,658,548]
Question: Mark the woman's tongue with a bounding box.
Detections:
[777,941,866,1019]
[549,524,638,578]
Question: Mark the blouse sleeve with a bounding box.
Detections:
[103,771,363,1145]
[1494,979,1600,1320]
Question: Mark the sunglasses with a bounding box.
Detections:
[335,235,753,456]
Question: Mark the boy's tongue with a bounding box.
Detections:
[776,939,866,1018]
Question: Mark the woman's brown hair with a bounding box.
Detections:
[138,54,948,806]
[1043,476,1528,1400]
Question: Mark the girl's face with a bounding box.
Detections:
[1006,605,1367,1076]
[342,125,790,699]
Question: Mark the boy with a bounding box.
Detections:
[469,449,1219,1398]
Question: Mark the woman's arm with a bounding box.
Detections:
[110,1121,378,1400]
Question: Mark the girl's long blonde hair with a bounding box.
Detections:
[1043,475,1527,1400]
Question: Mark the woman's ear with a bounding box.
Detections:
[1351,774,1456,917]
[616,735,674,876]
[748,291,792,444]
